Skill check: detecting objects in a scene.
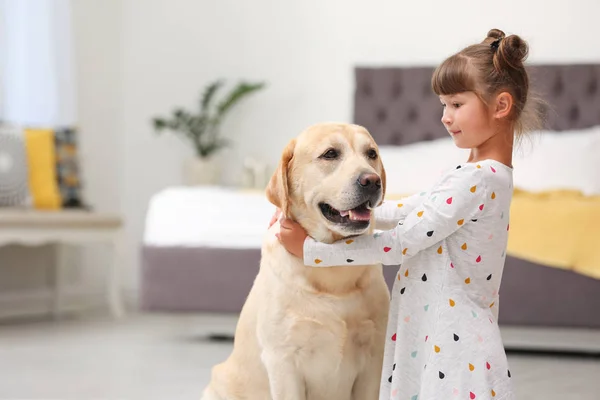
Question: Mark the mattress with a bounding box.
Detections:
[143,186,272,249]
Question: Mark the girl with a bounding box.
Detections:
[274,29,543,400]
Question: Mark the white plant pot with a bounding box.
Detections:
[183,157,220,186]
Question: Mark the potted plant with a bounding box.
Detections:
[152,79,266,185]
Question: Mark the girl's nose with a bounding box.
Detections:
[441,112,452,126]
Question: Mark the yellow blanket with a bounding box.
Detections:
[507,189,600,279]
[385,189,600,279]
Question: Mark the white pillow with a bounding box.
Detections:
[378,137,471,195]
[512,125,600,196]
[0,125,31,207]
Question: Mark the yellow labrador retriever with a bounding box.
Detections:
[201,122,390,400]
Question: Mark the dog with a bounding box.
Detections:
[201,122,390,400]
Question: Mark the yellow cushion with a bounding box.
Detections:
[24,128,61,210]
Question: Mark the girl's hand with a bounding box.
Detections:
[277,217,308,259]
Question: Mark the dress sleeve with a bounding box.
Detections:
[303,165,489,267]
[374,192,425,230]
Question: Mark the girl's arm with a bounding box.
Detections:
[374,192,426,230]
[302,165,489,267]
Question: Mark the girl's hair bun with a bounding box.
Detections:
[486,28,529,69]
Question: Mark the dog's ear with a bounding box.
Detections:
[378,158,387,206]
[266,138,296,217]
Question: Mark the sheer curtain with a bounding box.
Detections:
[0,0,76,127]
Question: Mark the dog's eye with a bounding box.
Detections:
[367,149,378,160]
[321,149,339,160]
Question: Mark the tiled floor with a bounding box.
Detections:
[0,312,598,399]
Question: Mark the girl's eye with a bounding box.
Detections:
[453,103,461,108]
[321,149,339,160]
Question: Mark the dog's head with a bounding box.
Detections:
[266,122,386,242]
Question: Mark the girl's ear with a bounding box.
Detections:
[494,92,513,119]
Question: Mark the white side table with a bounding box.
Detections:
[0,209,125,319]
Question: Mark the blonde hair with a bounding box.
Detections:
[431,29,545,143]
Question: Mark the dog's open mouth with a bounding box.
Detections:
[319,201,372,226]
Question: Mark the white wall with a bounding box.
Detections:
[70,0,125,304]
[72,0,123,215]
[72,0,600,298]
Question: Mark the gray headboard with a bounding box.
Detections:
[354,64,600,146]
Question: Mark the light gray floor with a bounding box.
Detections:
[0,312,599,400]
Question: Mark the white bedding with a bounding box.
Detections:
[379,126,600,196]
[143,186,275,248]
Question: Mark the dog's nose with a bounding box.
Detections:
[357,173,381,189]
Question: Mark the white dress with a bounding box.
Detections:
[303,160,515,400]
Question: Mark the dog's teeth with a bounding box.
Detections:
[348,210,355,220]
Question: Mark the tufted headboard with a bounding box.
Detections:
[353,64,600,146]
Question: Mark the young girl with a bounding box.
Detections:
[275,29,543,400]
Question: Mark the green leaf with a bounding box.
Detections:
[173,108,191,121]
[190,115,208,134]
[201,80,224,113]
[216,82,265,119]
[152,118,167,132]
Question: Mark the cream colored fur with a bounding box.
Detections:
[201,122,390,400]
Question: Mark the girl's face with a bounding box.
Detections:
[439,92,495,149]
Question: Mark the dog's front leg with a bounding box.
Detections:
[261,350,306,400]
[351,327,385,400]
[351,366,382,400]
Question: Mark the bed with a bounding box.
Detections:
[141,187,268,312]
[140,64,600,348]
